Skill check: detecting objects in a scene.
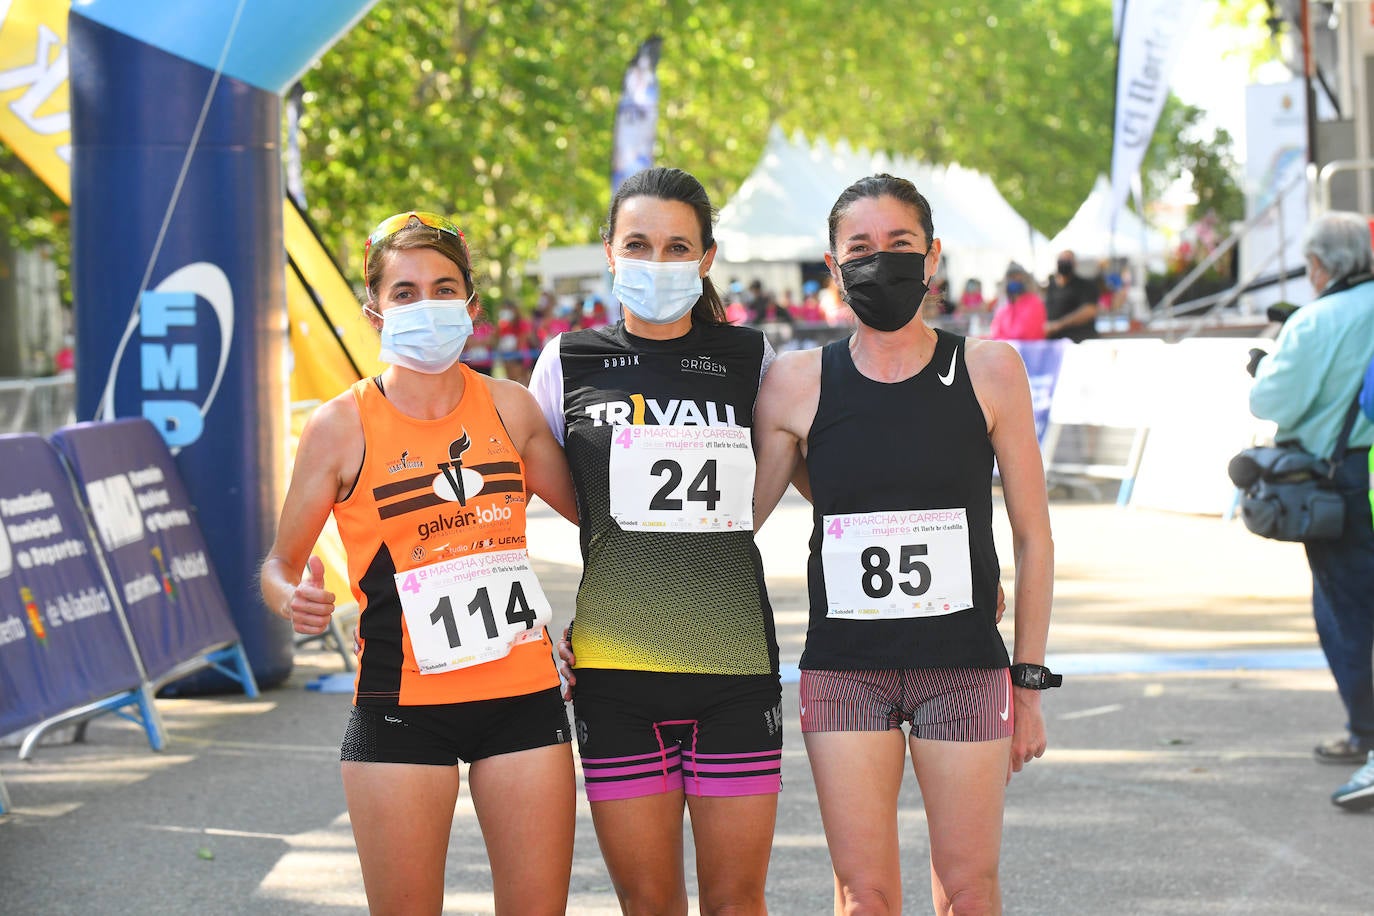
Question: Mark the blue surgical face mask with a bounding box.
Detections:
[1006,280,1025,297]
[367,297,474,374]
[612,256,705,325]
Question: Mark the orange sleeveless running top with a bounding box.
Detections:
[332,366,557,705]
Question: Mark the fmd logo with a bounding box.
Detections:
[98,263,234,452]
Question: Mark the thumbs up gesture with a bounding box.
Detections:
[285,555,335,635]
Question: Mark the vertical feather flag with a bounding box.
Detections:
[1109,0,1202,231]
[611,36,663,196]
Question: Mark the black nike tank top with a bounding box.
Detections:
[800,329,1008,671]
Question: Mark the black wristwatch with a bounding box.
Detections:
[1009,663,1063,690]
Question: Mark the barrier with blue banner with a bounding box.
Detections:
[0,434,165,808]
[49,419,257,697]
[1007,340,1067,444]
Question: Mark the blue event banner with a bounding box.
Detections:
[1009,340,1067,444]
[0,434,142,737]
[49,419,240,684]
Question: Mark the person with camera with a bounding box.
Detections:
[1248,210,1374,811]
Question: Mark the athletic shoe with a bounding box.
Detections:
[1331,752,1374,812]
[1314,734,1370,764]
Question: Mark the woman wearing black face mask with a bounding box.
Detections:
[752,174,1055,914]
[1044,250,1099,342]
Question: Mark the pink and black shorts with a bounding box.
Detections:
[572,669,783,802]
[799,666,1013,741]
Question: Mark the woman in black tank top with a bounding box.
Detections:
[752,174,1055,913]
[535,168,781,915]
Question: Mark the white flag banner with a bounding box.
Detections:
[1110,0,1204,228]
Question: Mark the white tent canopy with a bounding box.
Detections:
[715,126,1048,293]
[1047,173,1170,267]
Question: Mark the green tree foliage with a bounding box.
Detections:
[0,145,70,304]
[0,0,1263,311]
[298,0,1130,305]
[1143,97,1246,224]
[1210,0,1288,71]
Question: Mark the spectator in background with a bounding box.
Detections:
[524,306,548,368]
[1248,210,1374,812]
[54,335,75,374]
[778,287,799,317]
[535,288,556,323]
[797,279,824,322]
[725,302,749,326]
[929,274,953,318]
[724,282,750,325]
[745,279,774,324]
[1096,258,1127,314]
[987,262,1046,341]
[753,284,795,330]
[545,297,576,338]
[958,278,988,313]
[1044,250,1099,342]
[582,295,610,329]
[495,301,533,384]
[817,275,852,326]
[465,302,496,374]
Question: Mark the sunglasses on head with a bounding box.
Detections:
[363,211,466,269]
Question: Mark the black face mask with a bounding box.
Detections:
[838,251,929,332]
[1056,258,1075,276]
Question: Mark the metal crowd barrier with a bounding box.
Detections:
[0,376,76,437]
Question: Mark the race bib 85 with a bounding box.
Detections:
[820,508,974,620]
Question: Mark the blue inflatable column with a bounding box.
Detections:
[67,1,376,689]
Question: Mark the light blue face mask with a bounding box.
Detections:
[368,297,474,374]
[612,256,705,325]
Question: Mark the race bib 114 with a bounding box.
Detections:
[395,548,551,674]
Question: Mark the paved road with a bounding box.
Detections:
[3,492,1371,914]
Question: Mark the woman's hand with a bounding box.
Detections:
[284,555,335,636]
[556,624,577,701]
[1007,687,1048,782]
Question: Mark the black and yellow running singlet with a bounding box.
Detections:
[530,320,779,675]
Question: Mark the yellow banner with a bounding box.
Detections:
[283,201,385,394]
[0,0,72,202]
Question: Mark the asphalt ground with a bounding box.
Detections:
[3,490,1372,915]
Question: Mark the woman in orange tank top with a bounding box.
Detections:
[260,212,579,915]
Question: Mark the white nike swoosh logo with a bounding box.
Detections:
[998,688,1010,722]
[937,348,958,386]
